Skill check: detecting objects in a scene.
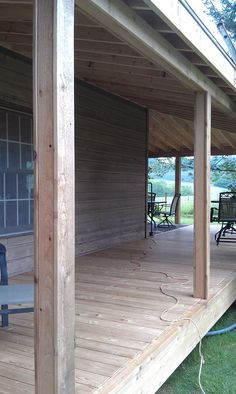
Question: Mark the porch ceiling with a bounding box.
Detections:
[0,0,236,138]
[149,110,236,157]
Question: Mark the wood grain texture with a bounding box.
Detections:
[0,226,235,394]
[75,81,147,256]
[77,0,236,118]
[0,2,236,135]
[149,110,236,157]
[0,234,33,275]
[193,92,211,299]
[0,51,147,269]
[33,0,75,393]
[0,50,32,109]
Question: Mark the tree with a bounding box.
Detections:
[148,157,174,178]
[211,156,236,189]
[203,0,236,41]
[181,156,236,189]
[149,155,236,191]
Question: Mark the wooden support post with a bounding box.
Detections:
[175,156,181,224]
[193,92,211,299]
[33,1,75,393]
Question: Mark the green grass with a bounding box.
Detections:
[180,215,193,225]
[180,198,194,224]
[157,305,236,394]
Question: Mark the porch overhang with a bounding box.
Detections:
[76,0,236,120]
[0,0,236,131]
[0,1,236,393]
[142,0,236,91]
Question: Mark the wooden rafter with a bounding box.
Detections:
[0,0,235,146]
[76,0,236,119]
[149,110,236,157]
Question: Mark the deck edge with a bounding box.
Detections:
[93,275,236,394]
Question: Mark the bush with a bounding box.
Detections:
[181,185,193,196]
[181,202,194,216]
[149,180,174,197]
[149,180,193,197]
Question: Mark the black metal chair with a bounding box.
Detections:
[214,192,236,245]
[147,192,157,228]
[0,243,34,327]
[157,193,181,227]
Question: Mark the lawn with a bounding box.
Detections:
[157,305,236,394]
[150,180,226,226]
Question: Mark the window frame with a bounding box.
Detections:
[0,106,34,237]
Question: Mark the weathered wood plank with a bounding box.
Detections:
[194,92,211,299]
[77,0,236,118]
[0,227,236,394]
[75,82,147,255]
[33,0,75,393]
[0,234,33,275]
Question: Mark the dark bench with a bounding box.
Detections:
[0,243,34,327]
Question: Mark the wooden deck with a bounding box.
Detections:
[0,225,236,393]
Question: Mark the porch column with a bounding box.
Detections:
[193,92,211,299]
[175,156,181,224]
[33,1,75,393]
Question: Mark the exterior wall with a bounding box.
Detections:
[75,81,147,255]
[0,234,34,275]
[0,48,32,110]
[0,49,33,275]
[0,49,147,271]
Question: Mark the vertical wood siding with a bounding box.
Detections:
[75,82,147,255]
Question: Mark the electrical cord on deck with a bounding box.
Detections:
[159,282,206,394]
[136,240,235,392]
[129,244,206,393]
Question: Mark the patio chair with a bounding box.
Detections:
[210,206,219,223]
[214,192,236,245]
[147,192,157,227]
[0,243,34,327]
[157,193,181,228]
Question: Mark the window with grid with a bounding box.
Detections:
[0,108,34,236]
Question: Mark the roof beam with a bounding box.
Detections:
[143,0,236,92]
[74,52,161,70]
[76,60,168,78]
[125,0,150,10]
[76,0,236,118]
[79,79,194,106]
[77,68,190,93]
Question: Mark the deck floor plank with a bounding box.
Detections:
[0,226,235,393]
